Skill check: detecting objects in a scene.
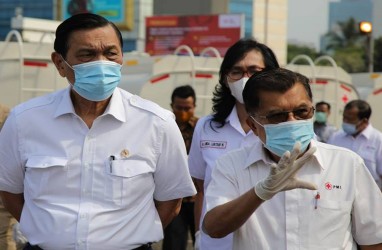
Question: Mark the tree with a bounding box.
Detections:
[287,44,320,64]
[332,46,365,73]
[373,36,382,72]
[323,17,367,72]
[324,17,363,52]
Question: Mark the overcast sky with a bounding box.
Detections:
[287,0,333,51]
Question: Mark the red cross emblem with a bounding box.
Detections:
[342,94,349,103]
[325,182,332,190]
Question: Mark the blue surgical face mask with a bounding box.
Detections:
[63,59,122,101]
[252,117,315,157]
[342,122,358,135]
[315,111,327,123]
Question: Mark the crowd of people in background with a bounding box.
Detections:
[0,12,381,250]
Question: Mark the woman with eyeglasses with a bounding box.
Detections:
[188,38,279,250]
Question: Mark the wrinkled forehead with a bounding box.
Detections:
[256,83,312,112]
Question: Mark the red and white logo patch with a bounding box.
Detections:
[325,182,341,190]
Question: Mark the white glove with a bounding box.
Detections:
[13,222,28,247]
[255,142,317,200]
[194,230,201,250]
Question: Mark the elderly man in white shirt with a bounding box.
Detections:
[328,99,382,189]
[0,13,196,250]
[203,68,382,250]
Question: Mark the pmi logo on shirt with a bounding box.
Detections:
[200,140,227,149]
[325,182,342,190]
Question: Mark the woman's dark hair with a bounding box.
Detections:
[211,38,280,128]
[243,68,312,114]
[54,13,123,59]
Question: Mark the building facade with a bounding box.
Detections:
[328,0,372,32]
[0,0,287,64]
[0,0,54,40]
[153,0,287,64]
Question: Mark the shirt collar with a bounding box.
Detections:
[358,123,373,139]
[243,140,275,169]
[54,87,126,122]
[243,139,325,170]
[54,87,76,117]
[226,105,238,123]
[309,140,326,170]
[226,106,250,136]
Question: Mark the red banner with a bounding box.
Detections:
[145,14,243,56]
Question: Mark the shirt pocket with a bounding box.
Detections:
[25,156,68,200]
[299,199,353,249]
[104,159,154,207]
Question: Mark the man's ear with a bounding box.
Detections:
[361,117,369,126]
[246,116,259,136]
[51,52,66,77]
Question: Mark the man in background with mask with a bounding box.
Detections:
[203,68,382,249]
[163,85,198,250]
[170,85,199,155]
[328,99,382,189]
[313,101,337,143]
[0,13,196,249]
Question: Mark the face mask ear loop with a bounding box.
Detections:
[250,115,264,128]
[60,55,75,70]
[60,55,75,87]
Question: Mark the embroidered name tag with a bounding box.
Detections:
[200,140,227,149]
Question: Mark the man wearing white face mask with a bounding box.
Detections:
[0,13,196,250]
[203,68,382,249]
[188,38,279,250]
[328,100,382,189]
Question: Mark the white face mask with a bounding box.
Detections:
[228,77,249,104]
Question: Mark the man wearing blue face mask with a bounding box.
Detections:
[0,13,196,250]
[202,68,382,249]
[328,100,382,189]
[313,101,337,143]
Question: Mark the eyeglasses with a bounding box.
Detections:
[227,66,264,80]
[252,106,315,124]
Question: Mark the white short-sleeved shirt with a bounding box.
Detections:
[206,140,382,250]
[328,124,382,187]
[0,87,196,250]
[188,107,259,250]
